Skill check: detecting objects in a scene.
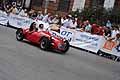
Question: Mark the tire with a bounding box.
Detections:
[61,40,69,53]
[40,37,49,50]
[16,28,24,41]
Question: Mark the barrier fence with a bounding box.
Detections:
[0,10,8,25]
[0,10,120,60]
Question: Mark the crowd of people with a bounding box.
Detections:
[0,0,120,41]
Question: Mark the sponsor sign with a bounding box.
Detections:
[0,10,8,25]
[103,41,116,50]
[71,32,104,53]
[8,13,33,28]
[49,27,75,42]
[100,38,120,57]
[60,27,75,42]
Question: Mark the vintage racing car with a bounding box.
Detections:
[16,28,69,53]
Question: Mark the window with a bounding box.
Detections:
[58,0,70,12]
[32,0,43,7]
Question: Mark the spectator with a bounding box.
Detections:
[31,11,38,19]
[111,27,119,39]
[79,21,87,31]
[106,20,112,28]
[91,24,100,35]
[36,11,44,20]
[16,6,22,15]
[51,15,59,24]
[4,1,11,12]
[62,15,72,28]
[99,26,106,36]
[11,1,16,6]
[104,27,112,37]
[69,18,77,29]
[8,5,17,14]
[90,15,96,24]
[28,9,35,18]
[47,15,54,24]
[42,13,51,23]
[61,15,68,27]
[19,9,28,17]
[76,18,82,29]
[85,20,92,32]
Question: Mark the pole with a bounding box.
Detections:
[22,0,25,7]
[44,0,49,14]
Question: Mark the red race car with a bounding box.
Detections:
[16,28,69,53]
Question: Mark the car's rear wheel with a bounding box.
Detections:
[40,37,49,50]
[61,40,69,53]
[16,28,24,41]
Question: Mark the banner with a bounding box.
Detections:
[8,13,33,28]
[0,10,8,25]
[100,38,120,57]
[50,27,105,53]
[49,27,75,42]
[71,32,104,53]
[60,27,76,42]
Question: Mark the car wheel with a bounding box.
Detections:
[62,40,69,53]
[16,28,24,41]
[40,37,49,50]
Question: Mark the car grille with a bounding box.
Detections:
[58,44,65,49]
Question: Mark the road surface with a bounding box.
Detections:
[0,25,120,80]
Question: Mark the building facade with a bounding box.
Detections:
[23,0,120,13]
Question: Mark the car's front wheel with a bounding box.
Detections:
[40,37,49,50]
[61,40,69,53]
[16,28,24,41]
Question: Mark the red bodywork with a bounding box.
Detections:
[18,28,69,52]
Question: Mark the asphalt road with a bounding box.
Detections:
[0,25,120,80]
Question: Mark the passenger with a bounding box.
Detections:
[29,22,37,33]
[38,24,44,31]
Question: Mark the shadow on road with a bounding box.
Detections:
[19,40,67,55]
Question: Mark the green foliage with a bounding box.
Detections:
[72,7,120,25]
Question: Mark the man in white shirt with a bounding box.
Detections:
[62,15,72,28]
[69,19,77,29]
[111,27,119,39]
[42,13,51,23]
[85,20,92,32]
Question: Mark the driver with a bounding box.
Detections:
[29,22,38,33]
